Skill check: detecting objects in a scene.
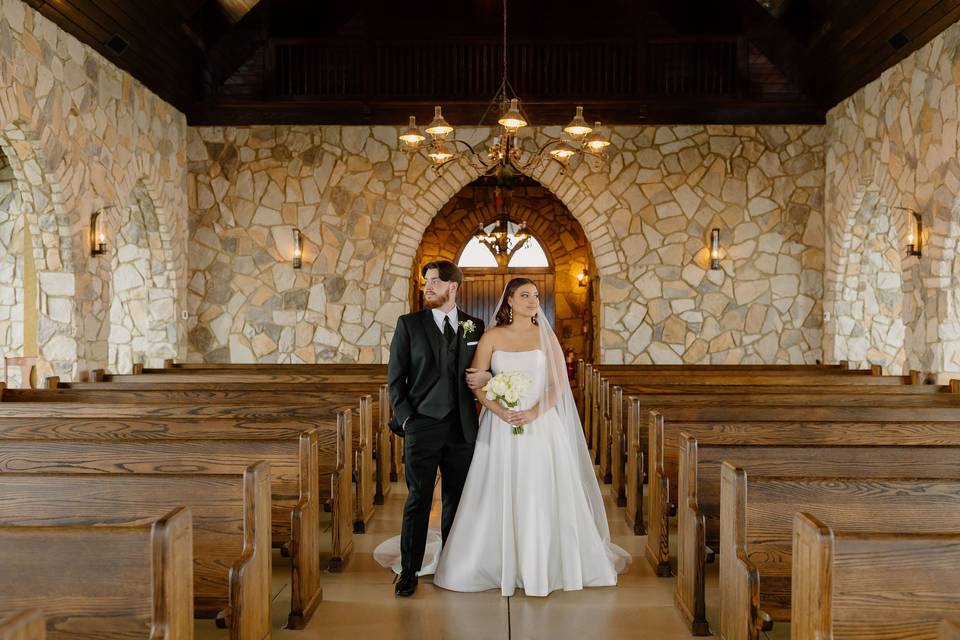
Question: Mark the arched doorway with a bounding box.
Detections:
[412,178,595,362]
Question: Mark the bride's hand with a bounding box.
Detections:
[506,409,536,425]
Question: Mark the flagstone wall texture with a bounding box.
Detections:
[0,0,188,379]
[823,20,960,379]
[187,123,825,364]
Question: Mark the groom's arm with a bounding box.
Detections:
[464,318,492,389]
[387,316,416,426]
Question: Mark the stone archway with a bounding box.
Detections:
[414,180,596,361]
[104,180,179,372]
[827,188,908,373]
[384,138,624,363]
[0,123,75,381]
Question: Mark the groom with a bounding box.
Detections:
[387,260,490,597]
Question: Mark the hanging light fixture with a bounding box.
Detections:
[473,185,530,267]
[399,0,613,176]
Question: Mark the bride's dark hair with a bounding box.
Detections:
[495,277,540,326]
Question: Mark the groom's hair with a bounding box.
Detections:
[421,260,463,286]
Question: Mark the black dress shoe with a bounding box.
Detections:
[395,574,418,597]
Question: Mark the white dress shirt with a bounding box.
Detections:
[431,307,459,335]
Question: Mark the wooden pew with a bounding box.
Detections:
[610,382,955,508]
[0,393,376,534]
[0,416,343,629]
[793,513,960,640]
[676,435,960,635]
[0,508,193,640]
[0,611,44,640]
[45,379,392,525]
[639,404,960,575]
[719,465,960,640]
[0,468,271,640]
[589,365,912,475]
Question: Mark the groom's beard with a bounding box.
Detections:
[423,289,451,310]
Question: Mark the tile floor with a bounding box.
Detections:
[196,477,787,639]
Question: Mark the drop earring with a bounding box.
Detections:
[508,306,513,323]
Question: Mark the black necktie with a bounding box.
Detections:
[443,316,456,348]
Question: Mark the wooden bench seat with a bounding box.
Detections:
[676,435,960,635]
[43,380,396,516]
[615,387,960,503]
[586,366,913,472]
[719,465,960,640]
[0,467,271,640]
[639,405,960,575]
[611,386,960,513]
[0,398,369,535]
[793,513,960,640]
[0,508,193,640]
[0,418,340,629]
[0,611,44,640]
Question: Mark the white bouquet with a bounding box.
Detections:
[483,371,533,435]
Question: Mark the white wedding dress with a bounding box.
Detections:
[374,348,631,597]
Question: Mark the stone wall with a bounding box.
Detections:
[188,123,824,364]
[415,183,594,361]
[824,20,960,378]
[0,0,188,378]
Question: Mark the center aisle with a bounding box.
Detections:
[195,475,701,639]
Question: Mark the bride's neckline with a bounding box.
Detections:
[493,348,543,355]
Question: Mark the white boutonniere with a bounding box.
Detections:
[459,319,476,337]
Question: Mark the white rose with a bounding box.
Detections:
[505,389,519,404]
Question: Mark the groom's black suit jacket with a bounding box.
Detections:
[387,308,485,443]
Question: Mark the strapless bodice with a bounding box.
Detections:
[490,349,545,410]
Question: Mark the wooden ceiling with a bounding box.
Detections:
[21,0,960,126]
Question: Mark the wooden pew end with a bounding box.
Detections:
[215,611,228,629]
[691,619,711,637]
[286,586,323,631]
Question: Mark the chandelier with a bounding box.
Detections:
[398,0,613,176]
[474,186,530,268]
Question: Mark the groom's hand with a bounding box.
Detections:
[465,368,492,390]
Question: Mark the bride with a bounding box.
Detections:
[375,277,630,597]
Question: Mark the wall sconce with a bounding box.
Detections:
[577,268,589,287]
[709,228,721,270]
[907,211,922,257]
[90,209,106,256]
[292,228,303,269]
